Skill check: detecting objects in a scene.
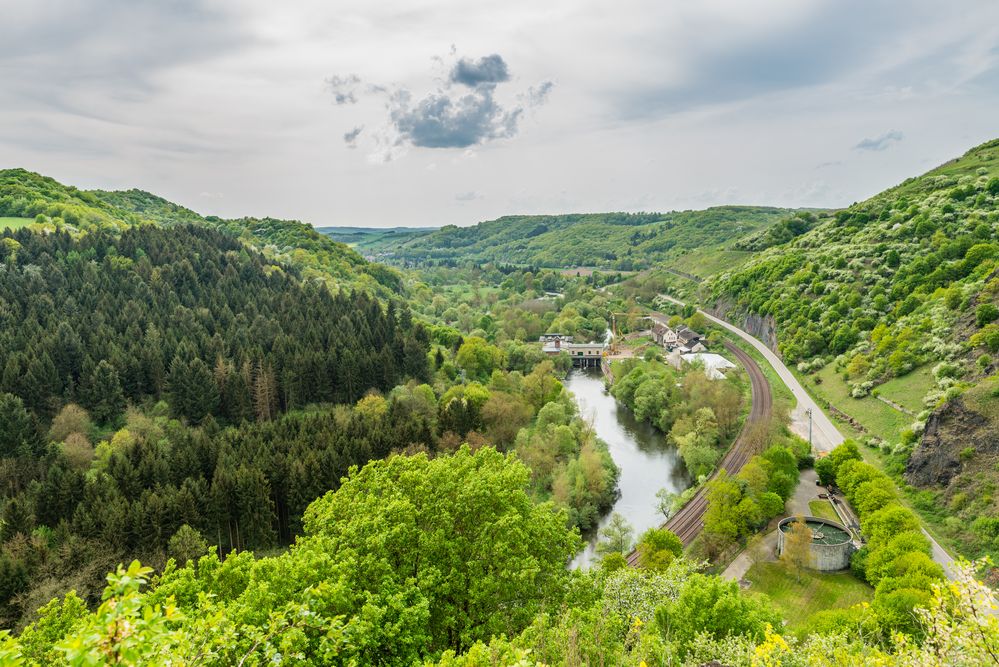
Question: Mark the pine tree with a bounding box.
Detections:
[83,360,126,424]
[253,361,277,422]
[0,392,39,457]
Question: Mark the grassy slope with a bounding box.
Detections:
[877,364,936,413]
[377,206,795,270]
[0,217,34,230]
[808,500,840,522]
[746,561,873,631]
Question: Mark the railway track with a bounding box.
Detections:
[627,339,772,565]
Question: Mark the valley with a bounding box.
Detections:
[1,140,998,664]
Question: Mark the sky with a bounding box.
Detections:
[2,1,999,228]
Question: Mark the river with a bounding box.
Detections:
[567,368,691,568]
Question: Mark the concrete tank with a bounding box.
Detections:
[776,516,854,571]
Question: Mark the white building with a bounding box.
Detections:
[680,352,736,380]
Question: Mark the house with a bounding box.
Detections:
[675,326,702,349]
[652,323,678,348]
[539,333,573,343]
[652,322,704,352]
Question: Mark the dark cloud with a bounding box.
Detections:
[343,125,364,147]
[331,52,550,151]
[855,129,904,151]
[327,74,361,105]
[390,87,521,148]
[450,54,510,88]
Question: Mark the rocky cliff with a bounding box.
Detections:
[906,397,992,488]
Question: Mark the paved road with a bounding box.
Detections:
[626,338,772,564]
[656,294,958,580]
[722,469,819,582]
[658,294,842,453]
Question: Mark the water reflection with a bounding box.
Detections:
[566,368,690,568]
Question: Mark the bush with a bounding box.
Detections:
[636,528,683,571]
[977,303,999,327]
[815,456,836,486]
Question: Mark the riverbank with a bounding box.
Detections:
[566,369,690,568]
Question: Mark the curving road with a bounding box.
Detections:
[658,294,842,453]
[626,338,772,563]
[655,294,957,579]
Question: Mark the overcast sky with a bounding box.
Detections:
[3,1,999,227]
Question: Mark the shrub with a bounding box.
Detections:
[636,528,683,571]
[815,456,836,486]
[977,303,999,327]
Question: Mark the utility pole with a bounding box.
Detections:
[805,408,813,448]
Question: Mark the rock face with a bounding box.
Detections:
[741,312,779,352]
[906,397,990,488]
[707,301,779,352]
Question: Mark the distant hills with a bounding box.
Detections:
[328,207,804,273]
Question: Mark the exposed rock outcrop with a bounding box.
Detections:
[906,397,991,488]
[707,301,779,352]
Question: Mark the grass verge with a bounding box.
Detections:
[745,561,873,631]
[807,500,840,522]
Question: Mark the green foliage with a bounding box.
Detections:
[299,447,580,656]
[596,512,634,555]
[820,442,946,636]
[81,360,126,425]
[635,528,683,571]
[611,360,744,477]
[377,207,792,271]
[455,336,505,380]
[0,393,39,458]
[709,138,999,374]
[702,440,805,552]
[655,573,782,657]
[977,302,999,327]
[167,525,209,566]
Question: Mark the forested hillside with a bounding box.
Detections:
[0,223,434,625]
[0,225,427,422]
[0,169,401,295]
[705,138,999,562]
[708,139,999,367]
[370,206,793,270]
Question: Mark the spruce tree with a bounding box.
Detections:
[0,392,39,457]
[83,360,126,424]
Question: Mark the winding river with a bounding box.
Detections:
[567,368,691,568]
